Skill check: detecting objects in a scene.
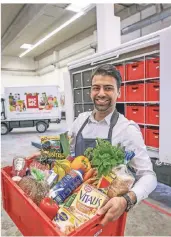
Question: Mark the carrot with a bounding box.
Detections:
[83,168,96,181]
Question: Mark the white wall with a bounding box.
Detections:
[1,72,42,95]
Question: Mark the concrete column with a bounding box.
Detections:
[96,4,121,53]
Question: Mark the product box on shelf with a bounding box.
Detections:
[126,61,144,81]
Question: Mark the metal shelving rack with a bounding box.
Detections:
[67,26,171,164]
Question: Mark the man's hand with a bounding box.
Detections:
[96,197,127,226]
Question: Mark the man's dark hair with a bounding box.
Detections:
[91,64,122,89]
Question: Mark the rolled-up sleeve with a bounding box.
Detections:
[122,122,157,203]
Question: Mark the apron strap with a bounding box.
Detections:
[76,116,90,138]
[108,109,119,140]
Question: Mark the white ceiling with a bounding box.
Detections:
[1,4,151,59]
[1,4,96,58]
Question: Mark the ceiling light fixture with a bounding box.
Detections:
[19,11,84,58]
[66,3,90,12]
[20,43,33,49]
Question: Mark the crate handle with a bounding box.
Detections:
[131,63,138,68]
[132,87,138,90]
[153,132,159,135]
[153,85,159,88]
[153,59,159,63]
[153,109,159,112]
[132,109,138,111]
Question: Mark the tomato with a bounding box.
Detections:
[39,197,59,220]
[71,156,91,173]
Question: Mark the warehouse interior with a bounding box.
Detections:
[1,3,171,236]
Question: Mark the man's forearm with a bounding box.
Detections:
[130,173,157,203]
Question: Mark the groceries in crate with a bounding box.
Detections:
[39,134,70,169]
[53,207,87,235]
[70,183,109,219]
[12,157,28,181]
[10,137,135,235]
[49,169,84,204]
[39,197,59,220]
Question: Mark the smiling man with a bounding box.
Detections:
[27,64,157,225]
[69,64,157,225]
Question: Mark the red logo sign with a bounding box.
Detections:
[26,94,38,108]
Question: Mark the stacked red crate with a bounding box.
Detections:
[146,58,160,78]
[146,128,159,148]
[146,80,159,101]
[126,83,144,102]
[126,104,145,124]
[126,61,144,81]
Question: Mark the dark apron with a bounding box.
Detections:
[75,109,119,156]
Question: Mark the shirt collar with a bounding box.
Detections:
[88,110,114,126]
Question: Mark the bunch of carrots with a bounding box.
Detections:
[73,168,99,193]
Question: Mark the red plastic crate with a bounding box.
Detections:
[146,105,159,125]
[117,85,125,102]
[146,128,159,148]
[146,81,159,101]
[126,105,145,123]
[115,65,125,81]
[139,126,145,139]
[1,166,127,236]
[126,83,144,101]
[126,61,144,81]
[146,58,160,78]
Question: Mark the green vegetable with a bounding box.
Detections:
[60,133,70,157]
[88,138,125,178]
[31,168,45,181]
[84,147,94,161]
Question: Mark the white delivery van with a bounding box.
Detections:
[1,85,62,135]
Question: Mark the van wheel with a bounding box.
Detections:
[57,119,61,124]
[1,123,9,135]
[36,122,47,133]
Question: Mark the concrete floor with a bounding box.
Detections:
[1,122,171,236]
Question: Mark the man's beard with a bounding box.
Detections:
[93,97,113,112]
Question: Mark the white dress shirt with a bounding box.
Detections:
[68,111,157,203]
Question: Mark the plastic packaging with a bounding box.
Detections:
[11,157,27,178]
[107,165,135,198]
[49,169,84,204]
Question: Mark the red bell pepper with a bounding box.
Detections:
[39,197,59,220]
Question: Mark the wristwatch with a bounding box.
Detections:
[122,193,137,212]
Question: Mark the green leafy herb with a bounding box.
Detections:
[60,133,70,157]
[86,138,125,178]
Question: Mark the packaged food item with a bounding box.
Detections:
[97,175,113,189]
[107,164,135,198]
[46,170,58,187]
[63,193,77,208]
[18,176,49,205]
[11,157,27,177]
[53,207,83,235]
[71,184,109,219]
[49,169,84,204]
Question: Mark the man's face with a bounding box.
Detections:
[91,75,119,112]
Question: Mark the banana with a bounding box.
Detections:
[53,165,66,181]
[55,159,71,174]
